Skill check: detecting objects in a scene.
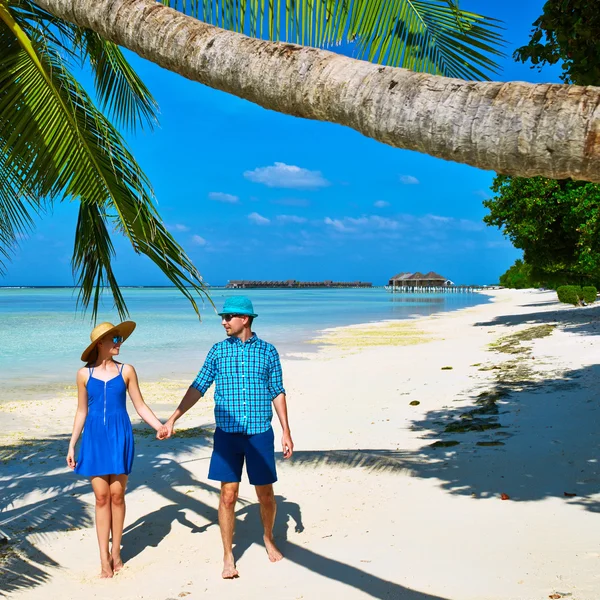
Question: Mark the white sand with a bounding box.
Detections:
[2,289,600,600]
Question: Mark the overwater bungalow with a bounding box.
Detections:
[388,271,453,288]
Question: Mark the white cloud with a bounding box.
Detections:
[324,217,353,232]
[248,212,271,225]
[209,192,239,203]
[374,201,390,208]
[168,223,190,232]
[325,215,403,233]
[276,215,307,224]
[321,213,483,239]
[191,235,207,246]
[244,162,329,189]
[418,214,482,231]
[424,214,452,224]
[400,175,420,185]
[474,189,491,199]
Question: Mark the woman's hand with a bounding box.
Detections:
[156,424,169,440]
[66,447,76,469]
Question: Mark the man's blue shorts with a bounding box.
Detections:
[208,427,277,486]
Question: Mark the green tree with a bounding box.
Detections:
[485,0,600,288]
[1,0,507,319]
[485,176,600,286]
[498,259,536,289]
[514,0,600,86]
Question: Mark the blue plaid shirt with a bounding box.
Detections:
[191,334,285,434]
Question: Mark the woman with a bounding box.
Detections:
[66,321,167,578]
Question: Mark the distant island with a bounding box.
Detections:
[226,280,372,289]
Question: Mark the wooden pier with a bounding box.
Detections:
[226,279,372,289]
[384,285,484,293]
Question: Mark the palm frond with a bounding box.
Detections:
[162,0,505,79]
[0,5,208,319]
[74,29,159,132]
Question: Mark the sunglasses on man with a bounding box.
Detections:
[221,314,244,322]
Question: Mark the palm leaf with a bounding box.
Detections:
[9,1,160,132]
[73,29,159,132]
[162,0,504,79]
[0,4,208,319]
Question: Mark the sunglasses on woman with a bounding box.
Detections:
[111,335,124,344]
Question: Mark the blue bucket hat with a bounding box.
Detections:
[218,296,258,318]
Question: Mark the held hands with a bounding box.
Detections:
[156,419,174,440]
[282,431,294,459]
[66,447,76,469]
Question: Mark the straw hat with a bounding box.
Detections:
[81,321,136,362]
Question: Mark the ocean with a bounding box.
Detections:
[0,287,488,392]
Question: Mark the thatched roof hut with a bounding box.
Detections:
[388,271,452,287]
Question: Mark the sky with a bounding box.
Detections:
[3,0,563,287]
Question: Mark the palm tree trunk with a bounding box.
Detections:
[34,0,600,182]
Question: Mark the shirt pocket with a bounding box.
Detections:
[247,356,269,382]
[217,355,239,377]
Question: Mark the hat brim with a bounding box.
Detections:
[81,321,136,362]
[217,311,258,318]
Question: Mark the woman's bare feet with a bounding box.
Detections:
[112,555,124,573]
[263,535,283,562]
[99,557,113,578]
[222,554,239,579]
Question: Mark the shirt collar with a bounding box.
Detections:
[227,333,258,345]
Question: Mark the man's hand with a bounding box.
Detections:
[282,431,294,459]
[156,419,175,440]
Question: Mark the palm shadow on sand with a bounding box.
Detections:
[11,347,600,600]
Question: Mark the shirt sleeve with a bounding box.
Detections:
[267,346,286,398]
[191,344,218,394]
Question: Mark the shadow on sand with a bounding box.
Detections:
[1,431,447,599]
[5,305,600,598]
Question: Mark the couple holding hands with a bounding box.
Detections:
[67,296,293,579]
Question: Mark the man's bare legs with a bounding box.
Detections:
[91,476,113,578]
[109,474,128,572]
[219,482,240,578]
[255,484,283,562]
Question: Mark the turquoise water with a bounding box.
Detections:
[0,287,488,389]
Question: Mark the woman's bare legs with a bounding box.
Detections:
[91,476,113,578]
[109,474,128,572]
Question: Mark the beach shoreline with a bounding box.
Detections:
[3,288,600,600]
[0,287,488,392]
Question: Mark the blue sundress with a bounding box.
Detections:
[75,363,135,477]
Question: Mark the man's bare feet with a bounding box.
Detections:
[263,535,283,562]
[222,555,239,579]
[99,558,113,578]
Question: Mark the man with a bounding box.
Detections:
[162,296,294,579]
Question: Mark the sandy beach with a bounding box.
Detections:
[2,288,600,600]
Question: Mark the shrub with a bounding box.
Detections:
[557,285,582,305]
[582,286,598,304]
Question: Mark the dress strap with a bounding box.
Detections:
[119,362,125,374]
[88,365,95,378]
